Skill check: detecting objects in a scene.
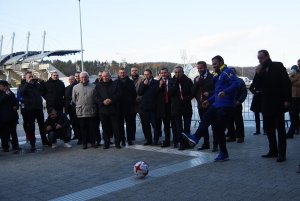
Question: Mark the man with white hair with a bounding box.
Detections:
[72,72,98,149]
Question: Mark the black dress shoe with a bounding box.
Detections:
[277,156,286,162]
[116,145,122,149]
[173,143,178,148]
[212,145,219,152]
[253,132,261,135]
[143,141,152,145]
[121,141,126,146]
[128,141,133,146]
[236,138,244,143]
[178,143,185,150]
[161,141,170,148]
[226,137,236,142]
[82,144,88,149]
[197,144,210,150]
[103,144,110,149]
[261,152,278,158]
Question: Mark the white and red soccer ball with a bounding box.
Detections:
[133,161,149,178]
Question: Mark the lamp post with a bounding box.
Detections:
[78,0,84,72]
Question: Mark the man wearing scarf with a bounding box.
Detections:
[182,55,239,162]
[255,50,291,162]
[170,66,194,150]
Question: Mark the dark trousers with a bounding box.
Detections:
[78,117,97,146]
[95,115,101,144]
[48,128,71,143]
[156,104,174,144]
[174,113,192,143]
[254,112,261,133]
[194,107,233,155]
[143,111,159,143]
[101,113,120,146]
[129,112,146,141]
[287,98,300,136]
[21,109,29,135]
[119,113,134,143]
[67,106,81,141]
[198,108,218,146]
[0,121,19,150]
[26,109,48,146]
[227,104,245,139]
[263,112,286,157]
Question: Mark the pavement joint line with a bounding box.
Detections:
[126,144,215,157]
[49,146,215,201]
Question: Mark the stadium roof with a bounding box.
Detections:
[0,50,81,65]
[23,50,81,62]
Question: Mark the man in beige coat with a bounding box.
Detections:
[72,71,98,149]
[287,63,300,138]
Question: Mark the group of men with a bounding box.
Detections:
[0,50,293,164]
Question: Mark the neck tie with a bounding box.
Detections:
[179,83,183,101]
[164,80,168,103]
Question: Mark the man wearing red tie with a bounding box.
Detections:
[156,68,176,147]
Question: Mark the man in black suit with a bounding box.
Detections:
[138,69,160,145]
[117,68,137,146]
[170,66,194,150]
[156,68,176,147]
[192,61,216,151]
[255,50,291,162]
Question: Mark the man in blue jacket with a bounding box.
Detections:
[182,55,239,162]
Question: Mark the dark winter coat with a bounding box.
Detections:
[255,59,292,114]
[156,77,173,118]
[45,78,65,111]
[18,80,46,111]
[169,74,194,117]
[137,78,159,112]
[0,90,19,123]
[117,76,137,115]
[249,74,262,112]
[192,70,214,110]
[44,112,70,132]
[65,82,77,113]
[95,80,121,115]
[130,75,144,113]
[235,78,248,104]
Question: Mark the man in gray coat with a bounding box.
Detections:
[72,72,98,149]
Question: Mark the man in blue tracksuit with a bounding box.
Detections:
[182,55,239,162]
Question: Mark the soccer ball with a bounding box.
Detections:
[133,161,149,178]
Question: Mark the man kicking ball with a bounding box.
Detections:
[181,55,239,162]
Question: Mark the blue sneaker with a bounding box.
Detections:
[181,132,198,148]
[214,152,229,162]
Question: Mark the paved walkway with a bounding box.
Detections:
[0,125,299,201]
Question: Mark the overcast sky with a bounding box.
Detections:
[0,0,299,67]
